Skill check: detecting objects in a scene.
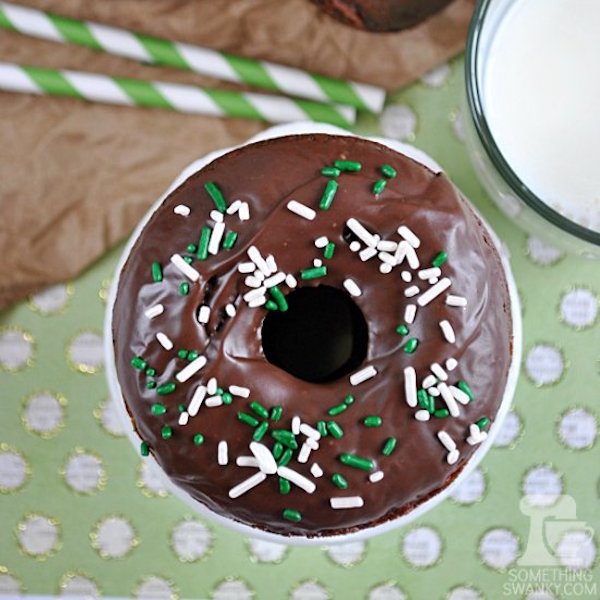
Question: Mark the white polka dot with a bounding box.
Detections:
[420,63,451,88]
[67,331,104,373]
[368,583,406,600]
[447,587,482,600]
[63,451,104,494]
[0,329,34,371]
[379,105,417,141]
[291,582,329,600]
[60,574,100,597]
[23,392,65,436]
[402,527,442,567]
[29,283,71,315]
[92,517,136,558]
[560,288,598,329]
[522,466,563,507]
[171,519,211,562]
[451,110,465,141]
[0,572,22,595]
[138,461,169,498]
[326,541,365,566]
[559,408,597,450]
[556,530,597,570]
[479,528,520,570]
[246,538,287,563]
[450,468,486,505]
[526,236,564,266]
[493,411,522,448]
[212,579,253,600]
[96,399,125,437]
[135,576,176,599]
[17,514,60,557]
[0,448,28,491]
[525,344,564,386]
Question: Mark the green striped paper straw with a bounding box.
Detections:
[0,2,385,113]
[0,62,356,126]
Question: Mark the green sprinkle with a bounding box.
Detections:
[222,392,233,405]
[334,159,362,172]
[253,421,269,441]
[432,251,448,268]
[140,441,150,456]
[151,403,166,415]
[434,408,450,418]
[381,164,397,178]
[187,350,199,361]
[223,231,238,250]
[404,338,419,354]
[300,266,327,280]
[270,406,282,422]
[146,367,156,376]
[417,389,435,413]
[321,166,341,177]
[204,181,227,213]
[477,416,490,430]
[340,453,374,471]
[193,433,204,446]
[382,437,397,456]
[332,473,348,490]
[319,179,338,210]
[277,448,293,467]
[272,442,283,459]
[146,381,156,389]
[279,478,291,495]
[323,242,336,260]
[186,243,197,253]
[177,349,188,360]
[364,416,382,427]
[178,404,186,413]
[180,282,189,295]
[272,430,298,450]
[183,256,193,264]
[250,401,269,419]
[269,285,288,312]
[237,412,259,427]
[151,262,162,282]
[282,508,301,522]
[327,421,344,439]
[344,395,355,405]
[197,226,211,260]
[328,403,347,416]
[156,382,176,395]
[265,300,278,311]
[131,356,147,370]
[396,324,409,336]
[161,425,172,440]
[317,420,328,437]
[457,381,475,402]
[373,179,387,195]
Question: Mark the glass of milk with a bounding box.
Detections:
[464,0,600,257]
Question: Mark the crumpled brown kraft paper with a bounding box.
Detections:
[0,0,474,309]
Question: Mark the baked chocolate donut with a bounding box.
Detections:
[112,133,513,537]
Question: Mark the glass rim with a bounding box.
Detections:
[465,0,600,247]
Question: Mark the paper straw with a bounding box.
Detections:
[0,2,385,113]
[0,62,356,126]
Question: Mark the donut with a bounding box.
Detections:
[111,133,514,537]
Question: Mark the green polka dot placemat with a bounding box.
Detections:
[1,57,599,599]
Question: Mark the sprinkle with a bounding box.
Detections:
[210,209,224,223]
[179,282,189,296]
[272,443,283,460]
[421,375,436,390]
[404,366,418,407]
[319,179,338,210]
[432,251,448,267]
[430,363,448,382]
[225,303,236,317]
[300,266,327,280]
[253,421,269,441]
[250,401,270,419]
[381,164,397,178]
[315,236,329,248]
[449,385,470,405]
[313,258,323,268]
[282,508,301,522]
[343,278,362,298]
[227,199,242,215]
[265,255,277,273]
[151,403,166,416]
[404,304,417,324]
[238,262,255,273]
[317,421,328,437]
[380,266,392,276]
[146,367,156,376]
[272,430,298,450]
[222,392,233,405]
[279,476,290,493]
[228,471,267,499]
[328,403,347,417]
[477,416,490,430]
[429,388,441,397]
[346,218,378,248]
[418,278,451,307]
[277,466,316,494]
[339,453,374,471]
[437,320,456,344]
[207,378,217,395]
[417,389,434,412]
[238,412,259,427]
[415,410,431,422]
[175,355,207,383]
[197,306,211,324]
[437,382,460,417]
[206,221,225,256]
[404,285,420,298]
[327,421,344,439]
[264,299,278,311]
[161,425,172,439]
[146,381,156,389]
[131,356,147,370]
[270,406,283,421]
[344,395,354,405]
[321,166,341,177]
[229,385,250,398]
[324,242,336,259]
[349,241,361,252]
[277,448,293,467]
[437,431,456,451]
[359,246,378,261]
[404,338,419,354]
[264,272,286,288]
[204,181,227,213]
[310,463,323,478]
[247,246,271,276]
[373,179,387,195]
[382,437,397,456]
[285,274,298,289]
[156,333,173,350]
[457,381,475,402]
[446,358,458,371]
[369,470,384,483]
[397,226,420,248]
[286,200,316,220]
[330,474,348,491]
[244,287,267,303]
[217,441,228,465]
[238,202,250,221]
[297,443,312,463]
[174,204,190,216]
[291,416,301,435]
[178,411,189,426]
[429,277,439,285]
[447,449,460,464]
[403,244,420,269]
[249,442,278,474]
[401,271,412,283]
[446,294,467,307]
[334,159,362,172]
[248,296,266,308]
[434,408,449,418]
[170,254,200,282]
[151,262,163,282]
[187,386,207,417]
[330,496,364,509]
[145,304,164,319]
[378,251,397,266]
[236,456,259,467]
[419,267,442,280]
[349,365,377,386]
[363,416,382,427]
[300,423,321,440]
[205,396,223,408]
[140,441,150,456]
[192,433,204,446]
[222,231,238,250]
[270,286,288,311]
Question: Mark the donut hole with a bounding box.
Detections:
[261,285,368,383]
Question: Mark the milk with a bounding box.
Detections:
[483,0,600,232]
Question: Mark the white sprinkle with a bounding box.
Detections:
[438,382,460,417]
[404,304,417,324]
[467,424,488,446]
[178,411,189,426]
[418,278,452,307]
[419,267,442,280]
[243,286,267,302]
[291,416,301,435]
[315,236,329,248]
[401,270,412,282]
[208,221,226,255]
[287,200,316,220]
[236,456,259,468]
[347,218,378,247]
[350,365,377,386]
[373,234,381,244]
[404,366,417,407]
[404,244,420,270]
[285,274,298,289]
[415,410,430,422]
[207,377,218,395]
[313,258,323,268]
[249,442,277,474]
[379,263,393,274]
[349,241,361,252]
[174,204,190,216]
[369,471,384,483]
[310,463,324,478]
[225,303,237,317]
[305,437,319,451]
[430,362,448,382]
[429,387,440,397]
[226,199,242,215]
[429,277,439,285]
[218,441,228,465]
[378,251,397,265]
[210,209,224,223]
[205,395,223,407]
[330,496,364,509]
[229,385,250,398]
[276,466,316,494]
[300,424,321,440]
[198,305,211,324]
[404,285,420,298]
[145,304,164,319]
[449,385,471,405]
[248,296,266,308]
[248,246,270,276]
[264,272,286,288]
[397,225,421,248]
[175,355,207,383]
[446,294,467,307]
[446,357,458,371]
[359,246,378,261]
[245,275,262,288]
[238,202,250,221]
[228,471,267,499]
[170,254,200,281]
[377,240,397,252]
[188,385,207,416]
[437,430,456,451]
[422,374,438,389]
[297,443,312,464]
[238,262,255,273]
[439,320,456,343]
[266,255,277,274]
[447,448,460,465]
[343,278,362,297]
[156,332,173,350]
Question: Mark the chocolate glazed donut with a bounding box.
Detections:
[112,134,512,536]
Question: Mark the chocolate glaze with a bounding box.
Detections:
[112,134,512,537]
